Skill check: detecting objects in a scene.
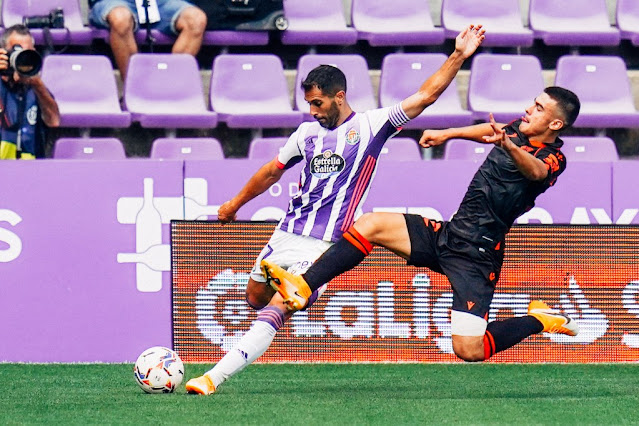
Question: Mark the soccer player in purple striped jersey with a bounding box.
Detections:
[186,24,486,395]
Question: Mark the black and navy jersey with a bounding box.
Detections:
[447,120,566,246]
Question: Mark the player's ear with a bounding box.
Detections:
[549,118,564,131]
[335,90,346,105]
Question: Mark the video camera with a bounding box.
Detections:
[0,45,42,77]
[23,7,65,29]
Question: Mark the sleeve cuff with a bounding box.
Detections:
[389,103,410,128]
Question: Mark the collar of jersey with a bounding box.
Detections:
[528,136,563,149]
[328,110,356,131]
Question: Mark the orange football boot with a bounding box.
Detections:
[261,260,312,311]
[185,375,216,395]
[528,300,579,336]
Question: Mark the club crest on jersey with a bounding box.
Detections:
[345,129,360,145]
[27,105,38,125]
[310,150,345,179]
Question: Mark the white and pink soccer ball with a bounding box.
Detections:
[133,346,184,393]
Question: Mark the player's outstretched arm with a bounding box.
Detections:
[401,24,485,120]
[419,122,504,148]
[217,160,286,223]
[483,113,548,181]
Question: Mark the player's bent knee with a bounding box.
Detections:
[354,212,408,246]
[353,212,385,239]
[451,310,488,335]
[451,310,488,362]
[245,279,275,310]
[452,340,485,362]
[245,293,267,310]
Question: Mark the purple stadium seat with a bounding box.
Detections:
[280,0,357,46]
[202,30,269,46]
[351,0,445,46]
[41,55,131,128]
[130,29,269,46]
[53,137,126,159]
[379,137,422,161]
[295,54,376,121]
[210,54,303,128]
[247,137,289,160]
[617,0,639,46]
[554,55,639,128]
[467,54,544,123]
[441,0,533,47]
[379,53,472,129]
[443,139,493,161]
[91,27,172,46]
[136,30,174,46]
[124,54,218,129]
[2,0,93,45]
[150,138,224,159]
[529,0,620,46]
[561,136,619,162]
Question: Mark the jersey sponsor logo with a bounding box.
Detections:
[310,150,345,179]
[345,128,360,145]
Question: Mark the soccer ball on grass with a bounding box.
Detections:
[133,346,184,393]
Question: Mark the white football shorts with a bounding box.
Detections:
[251,229,333,283]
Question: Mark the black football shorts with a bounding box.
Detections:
[404,214,504,318]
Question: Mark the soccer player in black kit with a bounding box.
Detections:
[262,86,581,362]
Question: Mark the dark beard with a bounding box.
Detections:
[319,101,340,129]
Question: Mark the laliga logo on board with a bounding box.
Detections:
[195,269,253,352]
[195,270,614,354]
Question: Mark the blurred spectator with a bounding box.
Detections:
[0,25,60,160]
[190,0,283,30]
[89,0,207,81]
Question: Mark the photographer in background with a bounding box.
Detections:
[89,0,207,82]
[0,25,59,160]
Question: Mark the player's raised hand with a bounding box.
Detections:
[482,113,508,147]
[419,129,448,149]
[217,200,238,223]
[455,24,485,59]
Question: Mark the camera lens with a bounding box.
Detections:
[9,47,42,77]
[22,15,51,29]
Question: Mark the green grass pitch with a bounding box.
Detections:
[2,363,638,425]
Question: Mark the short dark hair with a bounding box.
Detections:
[1,24,33,49]
[301,65,347,97]
[544,86,580,129]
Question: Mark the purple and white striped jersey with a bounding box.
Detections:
[275,103,410,243]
